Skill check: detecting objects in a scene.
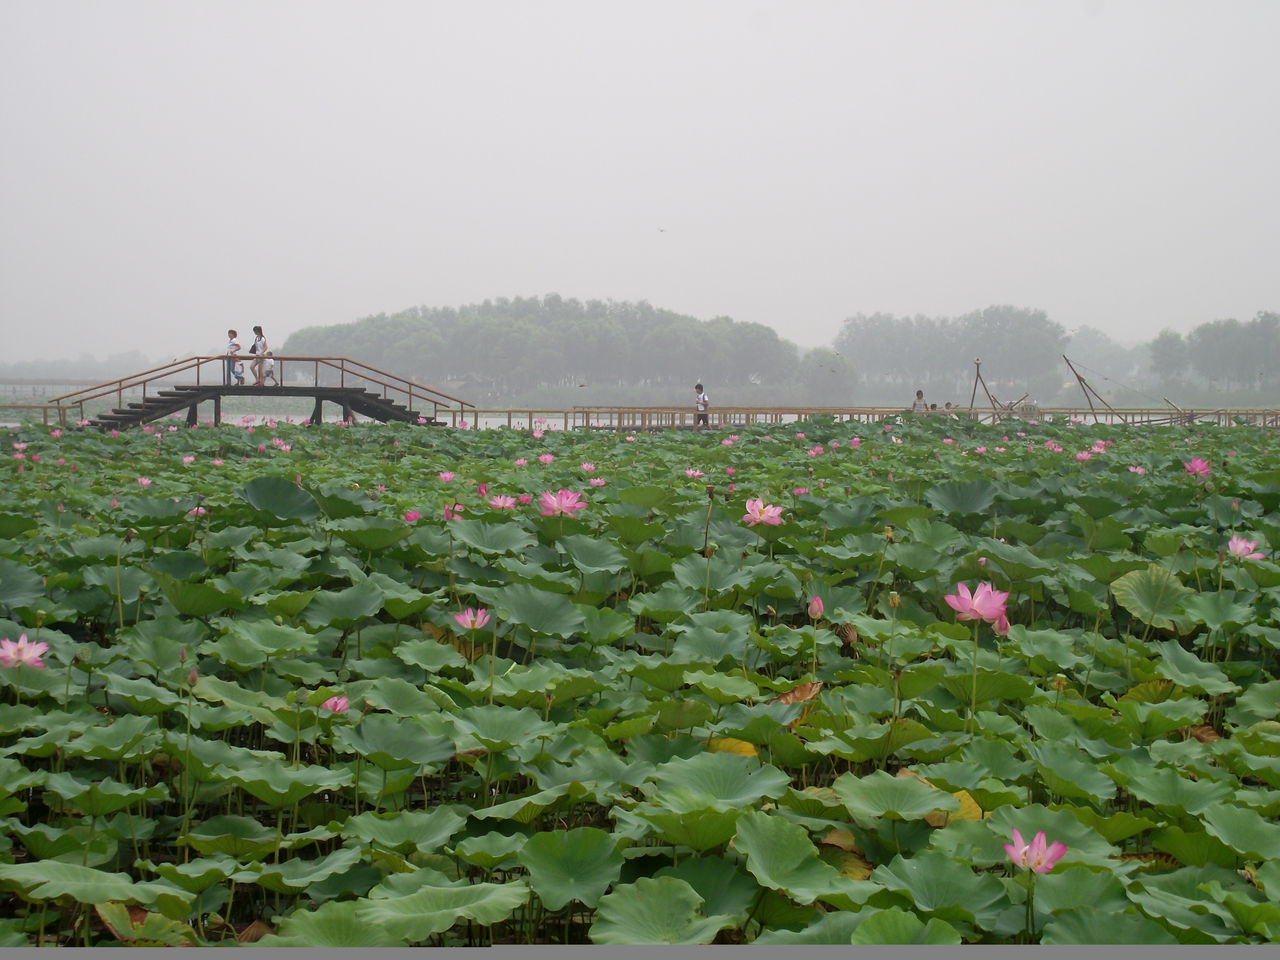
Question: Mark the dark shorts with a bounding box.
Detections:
[696,412,708,425]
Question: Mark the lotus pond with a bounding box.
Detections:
[1,414,1278,946]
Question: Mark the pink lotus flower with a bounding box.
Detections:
[187,506,209,516]
[685,469,704,478]
[488,495,517,509]
[625,435,636,442]
[321,695,349,713]
[538,453,555,465]
[211,458,224,466]
[589,477,607,486]
[722,438,734,446]
[137,476,152,488]
[725,467,736,475]
[1004,829,1067,874]
[0,634,48,669]
[438,471,455,482]
[404,510,423,523]
[807,446,824,457]
[476,483,488,497]
[1227,535,1265,560]
[1075,451,1091,462]
[454,607,491,630]
[793,487,809,495]
[1184,457,1211,478]
[944,581,1010,635]
[743,498,784,527]
[539,489,586,517]
[1128,465,1145,475]
[580,462,595,473]
[443,503,465,520]
[849,437,862,449]
[515,458,528,466]
[518,493,533,505]
[807,596,824,619]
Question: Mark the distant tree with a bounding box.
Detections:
[796,347,855,404]
[1147,329,1189,383]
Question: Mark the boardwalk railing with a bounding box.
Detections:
[433,406,1280,430]
[39,356,474,425]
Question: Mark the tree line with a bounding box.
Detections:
[2,298,1275,409]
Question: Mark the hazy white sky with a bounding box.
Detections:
[2,0,1276,363]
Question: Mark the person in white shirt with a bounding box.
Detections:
[249,326,269,385]
[910,389,928,413]
[225,330,243,385]
[694,383,710,429]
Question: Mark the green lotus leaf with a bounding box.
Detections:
[1031,864,1130,915]
[833,769,960,822]
[559,534,628,574]
[1151,640,1239,696]
[1110,564,1192,630]
[1040,908,1179,944]
[654,856,759,921]
[43,771,168,816]
[684,670,759,705]
[356,879,531,944]
[342,807,466,854]
[182,814,280,861]
[301,579,385,628]
[1125,866,1245,942]
[752,911,866,944]
[580,606,635,644]
[649,751,791,812]
[258,899,406,948]
[452,831,528,868]
[0,861,192,918]
[152,571,244,617]
[11,822,117,867]
[1201,802,1280,859]
[62,713,162,760]
[94,901,200,947]
[849,907,963,944]
[256,845,366,894]
[454,704,556,751]
[355,676,444,716]
[925,479,997,516]
[0,557,44,611]
[331,715,455,771]
[472,785,571,824]
[588,876,732,945]
[871,852,1006,923]
[220,761,353,808]
[240,476,321,523]
[516,826,623,910]
[324,517,414,551]
[1178,590,1255,631]
[101,674,181,714]
[136,854,248,893]
[450,518,538,556]
[1025,741,1117,803]
[733,810,877,908]
[470,583,586,637]
[395,636,468,672]
[629,804,742,851]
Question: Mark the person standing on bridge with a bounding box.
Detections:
[694,383,710,429]
[225,330,243,386]
[249,326,269,386]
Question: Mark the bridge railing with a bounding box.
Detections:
[42,356,474,423]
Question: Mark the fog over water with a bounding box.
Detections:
[2,0,1277,364]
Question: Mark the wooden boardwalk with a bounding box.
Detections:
[1,360,1276,430]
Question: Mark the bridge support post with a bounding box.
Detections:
[186,404,198,427]
[311,398,323,425]
[213,396,221,426]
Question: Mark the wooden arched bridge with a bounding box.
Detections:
[40,356,474,430]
